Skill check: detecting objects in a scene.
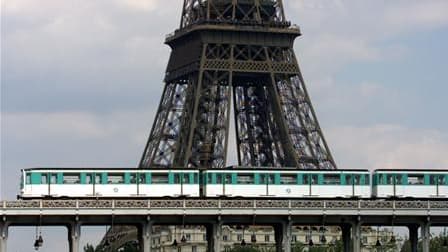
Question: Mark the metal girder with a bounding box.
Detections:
[140,0,337,169]
[180,0,287,28]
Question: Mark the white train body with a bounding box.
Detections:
[21,169,200,198]
[372,169,448,198]
[203,169,371,198]
[19,168,447,199]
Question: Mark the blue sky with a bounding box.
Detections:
[1,0,448,251]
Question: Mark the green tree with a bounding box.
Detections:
[229,246,261,252]
[400,234,448,252]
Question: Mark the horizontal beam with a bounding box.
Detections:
[1,200,447,223]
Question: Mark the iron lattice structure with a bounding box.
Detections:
[140,0,336,170]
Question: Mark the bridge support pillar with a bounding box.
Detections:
[421,222,431,252]
[351,221,362,252]
[138,219,153,252]
[68,221,81,252]
[0,221,8,252]
[341,225,351,252]
[206,221,222,252]
[274,221,292,252]
[408,225,418,252]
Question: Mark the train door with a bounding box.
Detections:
[217,173,232,196]
[84,173,94,197]
[259,173,275,196]
[429,175,445,197]
[303,174,318,196]
[47,173,58,197]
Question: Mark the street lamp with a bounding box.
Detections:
[241,226,246,246]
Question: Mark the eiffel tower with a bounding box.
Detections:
[140,0,336,170]
[103,1,337,251]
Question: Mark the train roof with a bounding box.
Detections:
[373,169,448,172]
[22,167,370,172]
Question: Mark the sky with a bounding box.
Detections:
[1,0,448,251]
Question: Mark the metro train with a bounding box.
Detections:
[19,167,448,199]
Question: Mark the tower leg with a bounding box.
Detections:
[351,222,362,252]
[138,220,153,252]
[408,225,418,252]
[341,225,351,252]
[421,222,431,252]
[68,222,81,252]
[0,222,7,252]
[206,222,222,252]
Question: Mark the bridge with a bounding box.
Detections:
[1,199,447,252]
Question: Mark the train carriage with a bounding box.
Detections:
[204,168,371,198]
[372,169,448,198]
[20,168,200,198]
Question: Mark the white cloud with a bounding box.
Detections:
[383,0,448,32]
[328,125,448,169]
[116,0,160,11]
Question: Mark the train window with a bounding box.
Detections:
[345,175,352,185]
[63,174,81,184]
[386,175,394,185]
[430,175,446,185]
[395,175,403,185]
[303,174,318,185]
[183,174,190,184]
[378,174,384,185]
[139,174,146,184]
[130,174,137,184]
[323,174,341,185]
[193,174,199,184]
[280,174,297,185]
[207,174,213,184]
[345,175,362,185]
[85,174,93,184]
[95,174,102,184]
[364,175,370,185]
[152,174,169,184]
[26,174,31,184]
[174,173,191,184]
[129,174,145,184]
[237,174,254,184]
[354,175,362,185]
[407,174,424,185]
[41,174,48,184]
[108,173,124,184]
[260,174,275,184]
[216,174,222,184]
[50,174,57,184]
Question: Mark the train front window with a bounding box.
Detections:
[108,173,124,184]
[407,174,424,185]
[63,174,81,184]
